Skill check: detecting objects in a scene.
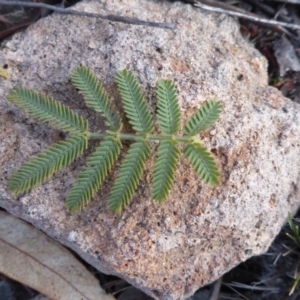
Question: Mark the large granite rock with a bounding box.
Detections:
[1,1,300,299]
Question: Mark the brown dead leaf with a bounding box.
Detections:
[0,211,115,300]
[274,37,300,76]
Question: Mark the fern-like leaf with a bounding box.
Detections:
[183,142,220,187]
[184,100,222,136]
[156,79,181,134]
[66,136,121,213]
[115,69,154,133]
[152,140,180,203]
[71,67,122,131]
[8,136,87,196]
[8,88,88,134]
[108,140,150,214]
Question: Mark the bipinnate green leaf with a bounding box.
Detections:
[183,142,220,187]
[152,140,180,203]
[8,88,88,135]
[115,69,154,133]
[156,79,181,135]
[6,66,223,214]
[66,136,121,213]
[109,140,150,214]
[71,67,122,131]
[8,136,87,196]
[184,100,222,136]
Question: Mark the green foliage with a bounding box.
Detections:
[286,213,300,295]
[287,212,300,247]
[115,69,154,133]
[71,66,122,131]
[8,136,87,195]
[108,140,150,214]
[7,66,222,214]
[67,136,122,213]
[184,100,222,136]
[183,142,220,187]
[152,140,180,203]
[8,88,88,135]
[156,79,181,135]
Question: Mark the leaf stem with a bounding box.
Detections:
[89,133,107,139]
[88,132,192,143]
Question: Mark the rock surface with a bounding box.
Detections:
[1,1,300,299]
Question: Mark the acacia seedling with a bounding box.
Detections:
[7,67,222,214]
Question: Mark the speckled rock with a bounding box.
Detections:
[1,1,300,299]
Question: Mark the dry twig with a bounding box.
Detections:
[209,277,223,300]
[195,0,300,31]
[0,0,174,30]
[266,0,300,3]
